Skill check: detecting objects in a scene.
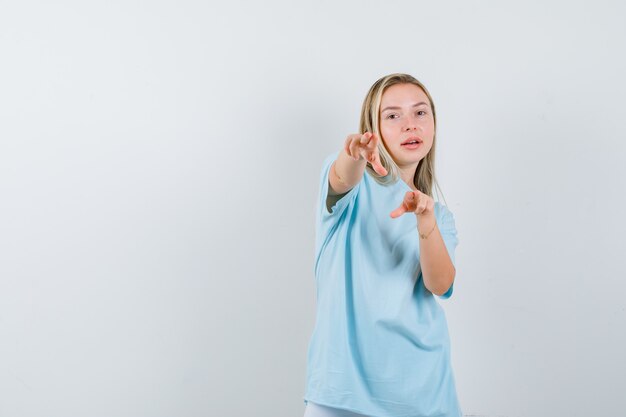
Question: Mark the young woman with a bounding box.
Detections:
[303,73,462,417]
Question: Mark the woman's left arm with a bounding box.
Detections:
[415,212,455,296]
[390,191,455,296]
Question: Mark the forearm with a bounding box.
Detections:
[329,149,367,195]
[417,212,456,296]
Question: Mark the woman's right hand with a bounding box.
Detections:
[344,132,388,176]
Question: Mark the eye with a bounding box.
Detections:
[386,113,399,119]
[417,110,427,116]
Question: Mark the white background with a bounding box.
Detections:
[1,1,625,416]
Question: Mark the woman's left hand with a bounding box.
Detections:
[390,190,435,218]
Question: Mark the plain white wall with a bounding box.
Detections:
[1,1,625,416]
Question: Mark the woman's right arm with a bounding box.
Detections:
[328,132,388,196]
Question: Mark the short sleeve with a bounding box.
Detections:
[436,204,459,299]
[317,151,361,223]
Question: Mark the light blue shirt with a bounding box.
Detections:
[304,151,462,417]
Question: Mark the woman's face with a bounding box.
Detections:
[379,83,434,167]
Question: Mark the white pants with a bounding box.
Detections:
[303,401,371,417]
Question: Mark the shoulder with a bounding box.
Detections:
[434,202,457,224]
[434,202,458,235]
[434,201,452,216]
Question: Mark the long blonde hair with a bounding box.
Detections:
[360,73,447,204]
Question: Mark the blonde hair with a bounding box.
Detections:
[360,73,447,205]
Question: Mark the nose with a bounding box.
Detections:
[403,114,422,131]
[403,121,419,131]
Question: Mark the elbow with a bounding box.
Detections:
[432,271,455,296]
[436,282,453,297]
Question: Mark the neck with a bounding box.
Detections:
[398,162,419,191]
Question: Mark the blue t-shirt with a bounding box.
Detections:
[304,151,462,417]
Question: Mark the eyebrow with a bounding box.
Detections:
[381,102,429,112]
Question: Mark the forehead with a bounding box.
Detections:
[380,83,430,106]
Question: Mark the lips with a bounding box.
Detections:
[401,137,422,145]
